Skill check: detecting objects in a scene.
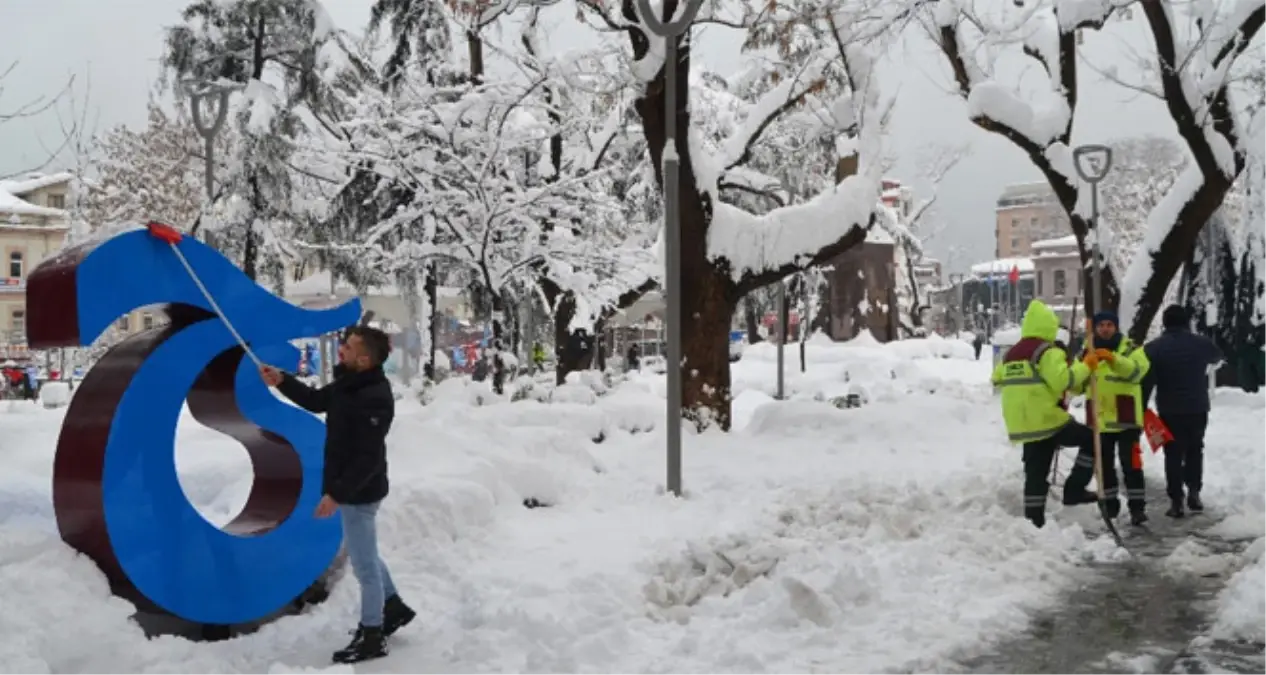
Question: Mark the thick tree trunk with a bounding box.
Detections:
[424,263,438,381]
[553,291,578,385]
[744,295,763,343]
[631,19,738,429]
[242,229,259,282]
[594,317,608,372]
[680,267,737,429]
[490,292,507,394]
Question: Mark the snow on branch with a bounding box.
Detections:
[711,176,894,294]
[718,48,834,171]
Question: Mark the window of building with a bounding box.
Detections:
[47,194,66,209]
[1053,270,1067,296]
[142,312,155,330]
[8,251,22,279]
[1010,236,1020,251]
[11,309,24,335]
[117,315,130,332]
[1030,217,1040,230]
[1036,271,1044,295]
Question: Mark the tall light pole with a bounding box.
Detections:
[636,0,704,498]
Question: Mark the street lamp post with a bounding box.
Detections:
[185,80,237,204]
[635,0,704,498]
[1072,145,1114,333]
[1073,143,1117,541]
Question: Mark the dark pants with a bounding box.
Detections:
[1161,412,1208,502]
[1022,420,1096,523]
[1101,430,1146,514]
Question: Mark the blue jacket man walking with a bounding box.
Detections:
[1142,305,1223,518]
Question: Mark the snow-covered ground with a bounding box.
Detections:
[0,334,1260,672]
[1199,389,1266,645]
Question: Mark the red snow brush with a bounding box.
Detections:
[146,221,184,244]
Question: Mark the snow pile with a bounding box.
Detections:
[1160,539,1237,578]
[38,382,71,409]
[1,339,1254,672]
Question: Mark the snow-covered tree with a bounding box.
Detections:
[161,0,349,283]
[332,58,634,392]
[893,142,966,337]
[577,0,908,429]
[1098,136,1187,279]
[919,0,1265,342]
[82,101,233,231]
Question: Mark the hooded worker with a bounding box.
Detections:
[992,299,1102,528]
[1073,309,1151,526]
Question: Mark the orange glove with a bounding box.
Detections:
[1095,348,1116,363]
[1081,350,1100,370]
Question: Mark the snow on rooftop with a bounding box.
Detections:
[970,257,1033,276]
[1031,234,1077,250]
[0,172,74,196]
[0,172,71,218]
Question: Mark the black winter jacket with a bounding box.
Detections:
[1142,327,1222,416]
[278,365,395,505]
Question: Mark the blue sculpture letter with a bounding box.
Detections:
[25,227,362,628]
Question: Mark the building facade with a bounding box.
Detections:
[1030,234,1083,323]
[0,173,73,354]
[995,182,1069,259]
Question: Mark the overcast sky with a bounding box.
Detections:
[0,0,1183,272]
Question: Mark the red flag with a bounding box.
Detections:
[1144,409,1173,452]
[1008,264,1020,285]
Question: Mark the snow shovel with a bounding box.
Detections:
[1087,373,1126,548]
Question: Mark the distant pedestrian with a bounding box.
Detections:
[626,343,641,372]
[1142,305,1224,518]
[972,333,984,360]
[260,325,415,664]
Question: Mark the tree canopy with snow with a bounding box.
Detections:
[917,0,1265,342]
[160,0,360,284]
[577,0,910,428]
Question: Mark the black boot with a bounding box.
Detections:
[1187,491,1204,513]
[333,625,387,664]
[1062,490,1098,506]
[383,594,417,637]
[1024,507,1046,529]
[1130,509,1149,527]
[1165,498,1185,519]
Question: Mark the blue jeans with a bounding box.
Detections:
[340,501,398,627]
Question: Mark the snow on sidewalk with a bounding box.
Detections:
[1199,390,1266,645]
[0,336,1127,672]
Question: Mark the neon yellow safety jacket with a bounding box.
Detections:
[1076,336,1150,432]
[991,300,1092,444]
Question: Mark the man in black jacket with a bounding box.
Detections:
[1142,305,1223,519]
[261,325,415,664]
